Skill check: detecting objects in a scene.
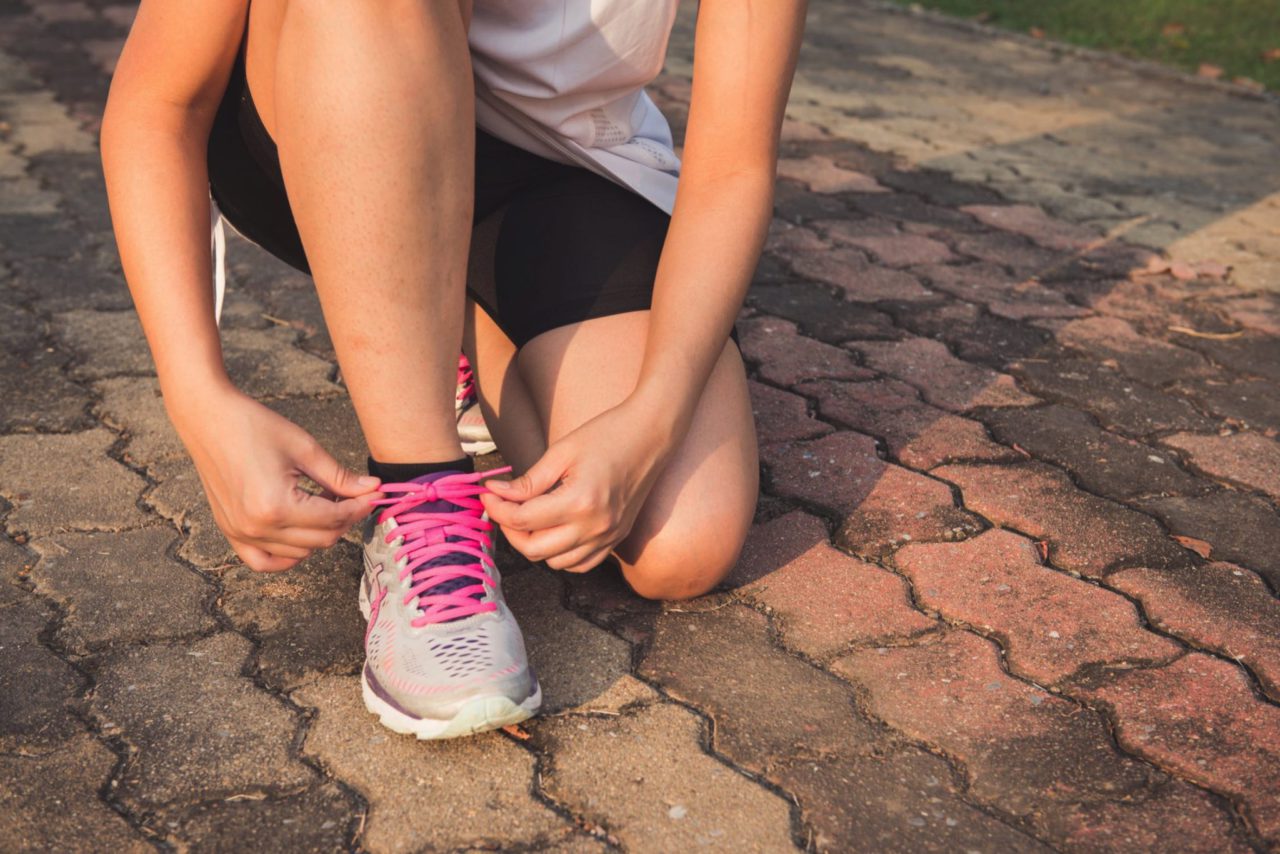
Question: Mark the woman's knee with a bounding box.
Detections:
[617,510,752,602]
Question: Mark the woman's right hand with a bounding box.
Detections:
[169,382,381,572]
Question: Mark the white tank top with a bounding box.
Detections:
[469,0,682,214]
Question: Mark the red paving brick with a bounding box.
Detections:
[765,219,830,253]
[960,204,1096,251]
[761,432,982,559]
[748,380,833,445]
[1109,563,1280,701]
[824,230,955,267]
[738,315,873,387]
[849,337,1039,412]
[800,377,1020,469]
[933,461,1194,577]
[1055,316,1211,384]
[776,155,888,194]
[895,529,1181,685]
[730,511,936,658]
[1160,431,1280,501]
[1076,653,1280,843]
[787,247,936,302]
[833,631,1155,821]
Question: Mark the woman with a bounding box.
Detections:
[101,0,807,739]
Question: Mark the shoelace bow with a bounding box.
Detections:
[456,354,477,407]
[371,467,510,626]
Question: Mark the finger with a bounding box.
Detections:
[484,446,568,502]
[231,539,303,573]
[271,525,345,550]
[481,489,577,532]
[287,491,379,532]
[504,523,586,565]
[546,541,601,571]
[295,439,381,498]
[560,546,615,574]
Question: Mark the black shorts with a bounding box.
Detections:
[207,47,671,348]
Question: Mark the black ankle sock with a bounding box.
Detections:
[366,455,474,483]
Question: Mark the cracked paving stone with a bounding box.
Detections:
[13,257,134,313]
[787,247,936,303]
[1009,357,1220,437]
[504,568,632,714]
[0,733,150,853]
[1160,431,1280,501]
[762,432,982,559]
[0,430,150,535]
[1054,316,1212,385]
[530,702,798,852]
[738,316,873,387]
[982,404,1208,499]
[294,674,570,853]
[729,511,935,657]
[51,308,154,379]
[1136,490,1280,590]
[800,377,1020,469]
[934,461,1193,577]
[1075,653,1280,843]
[849,337,1038,412]
[265,395,368,475]
[746,282,903,344]
[219,541,364,692]
[908,262,1086,321]
[91,632,314,808]
[29,527,215,653]
[1110,563,1280,702]
[145,461,236,569]
[221,327,341,399]
[94,376,186,470]
[833,631,1157,821]
[0,299,94,432]
[0,579,84,752]
[748,381,833,446]
[162,782,356,854]
[896,529,1181,685]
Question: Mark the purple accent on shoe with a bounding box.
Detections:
[400,471,485,611]
[364,662,422,720]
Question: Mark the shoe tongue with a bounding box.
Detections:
[403,470,484,617]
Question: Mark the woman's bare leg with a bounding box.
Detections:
[469,310,759,600]
[264,0,474,463]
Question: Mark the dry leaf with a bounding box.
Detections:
[1169,261,1198,281]
[1233,76,1266,93]
[502,723,531,740]
[1011,443,1032,458]
[1194,260,1229,279]
[1263,47,1280,63]
[1172,535,1212,559]
[1198,63,1224,80]
[1029,26,1046,39]
[1161,23,1186,37]
[1035,540,1050,560]
[1168,325,1244,340]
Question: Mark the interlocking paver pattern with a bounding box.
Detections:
[3,0,1279,849]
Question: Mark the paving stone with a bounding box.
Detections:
[738,316,873,386]
[748,381,832,445]
[746,282,903,344]
[762,432,982,560]
[1009,357,1218,437]
[1075,653,1280,843]
[772,750,1050,854]
[221,326,340,399]
[1085,279,1239,341]
[0,583,84,752]
[1160,431,1280,500]
[15,257,134,312]
[637,605,881,761]
[833,631,1155,818]
[891,300,1057,371]
[265,395,368,475]
[765,218,831,253]
[50,309,153,379]
[777,154,887,193]
[1110,563,1280,702]
[0,430,150,535]
[850,337,1038,412]
[503,568,632,714]
[897,529,1181,685]
[1137,491,1280,589]
[94,376,185,470]
[876,168,1005,208]
[219,541,364,692]
[532,702,798,852]
[788,248,936,302]
[933,462,1194,577]
[848,193,985,234]
[961,204,1097,251]
[1217,293,1280,336]
[1054,316,1211,386]
[92,632,314,808]
[729,511,935,657]
[949,230,1066,277]
[295,674,569,852]
[0,733,150,853]
[163,783,356,854]
[772,179,852,221]
[982,404,1208,499]
[822,229,955,267]
[29,527,214,653]
[801,378,1021,469]
[145,460,236,569]
[1172,376,1280,433]
[1178,330,1280,383]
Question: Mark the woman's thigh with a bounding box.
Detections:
[470,306,759,600]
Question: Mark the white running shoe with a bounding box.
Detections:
[360,468,540,739]
[456,354,497,456]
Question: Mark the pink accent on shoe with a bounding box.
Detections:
[457,353,476,407]
[365,572,388,646]
[371,468,511,626]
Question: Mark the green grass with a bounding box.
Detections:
[893,0,1280,92]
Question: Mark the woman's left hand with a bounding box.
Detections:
[480,399,675,573]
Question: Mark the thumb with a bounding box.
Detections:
[487,452,565,502]
[297,441,380,498]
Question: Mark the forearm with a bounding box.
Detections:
[630,167,774,440]
[101,100,231,415]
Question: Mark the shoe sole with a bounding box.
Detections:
[358,575,539,740]
[461,437,497,456]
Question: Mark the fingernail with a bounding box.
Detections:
[358,476,379,487]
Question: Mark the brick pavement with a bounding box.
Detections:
[2,0,1279,851]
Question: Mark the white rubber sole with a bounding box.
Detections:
[461,437,497,456]
[357,571,540,740]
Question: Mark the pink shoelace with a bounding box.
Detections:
[371,467,510,626]
[456,353,477,408]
